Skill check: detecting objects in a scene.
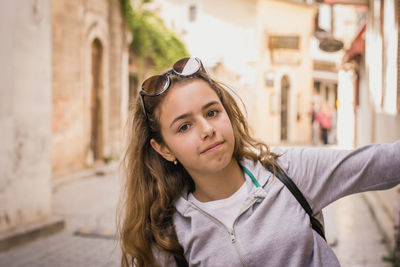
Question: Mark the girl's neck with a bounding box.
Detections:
[191,159,245,202]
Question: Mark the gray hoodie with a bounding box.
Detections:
[168,142,400,266]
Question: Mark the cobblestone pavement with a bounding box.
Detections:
[324,194,392,267]
[0,163,122,267]
[0,161,393,267]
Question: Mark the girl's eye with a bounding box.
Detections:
[207,110,219,118]
[178,124,190,133]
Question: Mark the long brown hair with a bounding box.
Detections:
[118,71,280,267]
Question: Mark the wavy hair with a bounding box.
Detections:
[118,71,281,267]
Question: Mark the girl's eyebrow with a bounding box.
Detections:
[169,101,220,128]
[203,101,219,110]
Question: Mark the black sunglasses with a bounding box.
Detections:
[139,57,205,118]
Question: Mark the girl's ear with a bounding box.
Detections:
[150,138,175,162]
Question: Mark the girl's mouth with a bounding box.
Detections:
[201,141,224,154]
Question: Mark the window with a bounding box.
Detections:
[189,4,197,22]
[314,81,321,93]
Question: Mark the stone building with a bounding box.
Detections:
[0,0,129,245]
[0,0,54,241]
[154,0,316,145]
[334,0,400,255]
[51,0,130,177]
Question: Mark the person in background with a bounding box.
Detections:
[315,103,333,145]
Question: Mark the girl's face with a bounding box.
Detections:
[150,79,236,177]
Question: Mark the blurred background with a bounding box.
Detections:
[0,0,400,266]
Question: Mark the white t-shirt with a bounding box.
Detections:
[188,177,252,229]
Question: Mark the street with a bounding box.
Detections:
[325,196,391,266]
[0,163,121,267]
[0,161,392,267]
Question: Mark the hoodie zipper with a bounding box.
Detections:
[188,197,260,267]
[230,196,261,266]
[228,228,248,267]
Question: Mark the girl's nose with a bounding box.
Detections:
[200,120,215,140]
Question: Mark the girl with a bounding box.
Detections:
[119,57,400,267]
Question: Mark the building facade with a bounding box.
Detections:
[312,4,366,146]
[338,0,400,254]
[0,0,53,236]
[154,0,316,145]
[51,0,130,177]
[0,0,129,241]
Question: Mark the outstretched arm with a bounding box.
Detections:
[277,141,400,212]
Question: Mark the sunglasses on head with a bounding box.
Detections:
[139,57,205,118]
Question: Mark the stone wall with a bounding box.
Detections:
[51,0,128,177]
[0,0,52,233]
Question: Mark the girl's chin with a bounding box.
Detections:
[203,156,235,172]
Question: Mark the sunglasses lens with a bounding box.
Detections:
[173,57,201,76]
[141,75,169,95]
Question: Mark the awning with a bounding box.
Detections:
[343,23,366,63]
[318,0,368,5]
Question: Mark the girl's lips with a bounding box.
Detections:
[201,141,224,154]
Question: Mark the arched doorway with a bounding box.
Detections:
[90,38,103,160]
[280,75,290,141]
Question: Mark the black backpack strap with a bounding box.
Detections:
[174,255,188,267]
[268,166,326,241]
